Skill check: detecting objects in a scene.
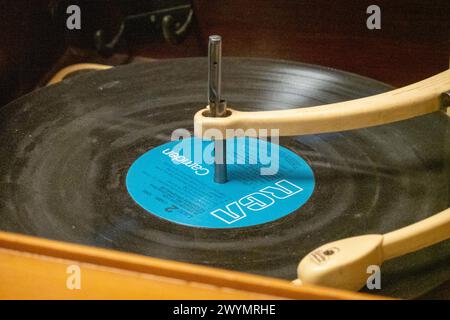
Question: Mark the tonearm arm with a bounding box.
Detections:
[195,64,450,292]
[295,207,450,291]
[194,69,450,138]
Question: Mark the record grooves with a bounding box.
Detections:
[0,58,448,298]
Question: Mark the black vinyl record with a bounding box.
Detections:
[0,58,448,298]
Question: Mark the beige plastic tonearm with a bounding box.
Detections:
[194,69,450,138]
[295,208,450,291]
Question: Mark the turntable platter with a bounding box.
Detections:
[0,58,448,298]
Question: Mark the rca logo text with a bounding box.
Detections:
[211,180,303,224]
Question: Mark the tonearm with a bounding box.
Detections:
[196,35,450,292]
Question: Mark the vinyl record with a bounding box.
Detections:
[0,58,448,298]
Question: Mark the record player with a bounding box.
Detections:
[0,34,448,299]
[0,1,449,299]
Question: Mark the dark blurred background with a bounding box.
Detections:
[0,0,449,106]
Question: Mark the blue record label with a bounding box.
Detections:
[126,137,315,229]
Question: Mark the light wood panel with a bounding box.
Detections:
[0,231,377,299]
